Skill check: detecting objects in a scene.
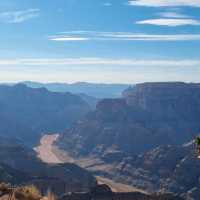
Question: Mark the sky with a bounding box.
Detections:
[0,0,200,83]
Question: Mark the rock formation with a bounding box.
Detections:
[57,82,200,198]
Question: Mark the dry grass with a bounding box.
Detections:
[0,183,59,200]
[0,183,44,200]
[16,185,42,200]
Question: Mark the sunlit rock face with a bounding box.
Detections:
[123,82,200,119]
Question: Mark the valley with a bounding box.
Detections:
[1,82,200,199]
[55,82,200,198]
[1,0,199,198]
[35,134,145,193]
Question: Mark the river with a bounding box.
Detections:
[34,134,146,193]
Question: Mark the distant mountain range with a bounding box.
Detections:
[0,84,91,145]
[57,82,200,198]
[20,81,130,99]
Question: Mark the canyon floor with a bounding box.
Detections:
[34,134,145,193]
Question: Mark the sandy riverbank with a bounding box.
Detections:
[34,134,145,193]
[34,134,63,164]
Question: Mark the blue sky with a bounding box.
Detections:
[0,0,200,83]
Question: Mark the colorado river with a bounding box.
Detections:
[34,134,64,164]
[35,134,146,193]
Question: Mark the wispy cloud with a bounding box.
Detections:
[0,9,40,23]
[128,0,200,7]
[49,31,200,41]
[158,11,189,18]
[137,18,200,26]
[50,37,90,41]
[0,58,200,67]
[134,6,200,26]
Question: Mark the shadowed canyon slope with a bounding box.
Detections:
[0,136,97,195]
[0,84,91,145]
